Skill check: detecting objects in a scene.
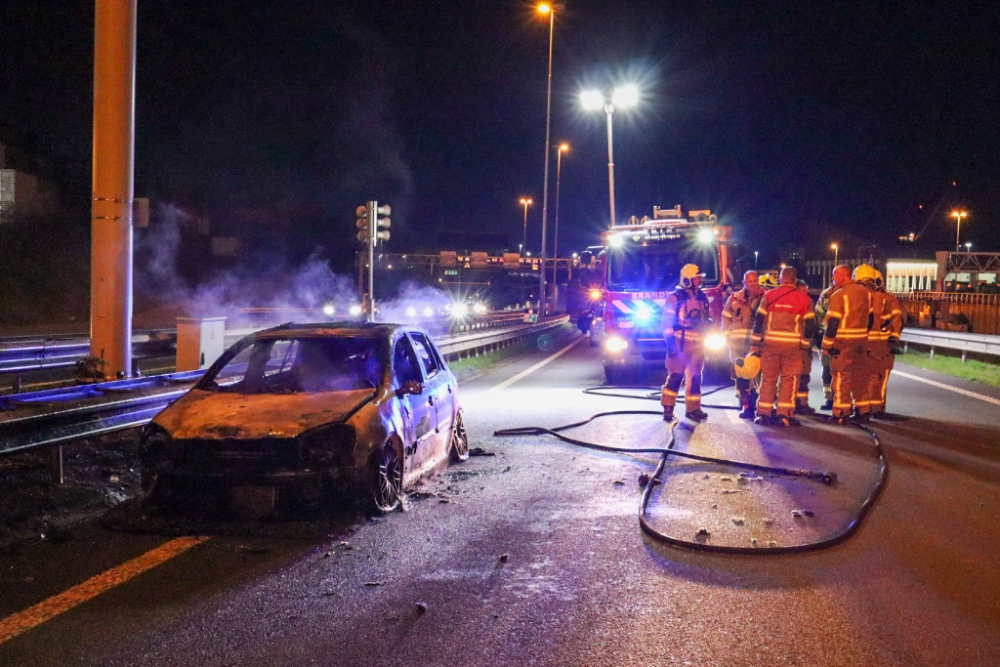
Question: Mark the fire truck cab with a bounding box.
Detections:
[578,206,736,384]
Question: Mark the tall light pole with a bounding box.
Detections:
[536,3,556,317]
[552,143,569,284]
[754,251,759,269]
[830,243,839,265]
[581,85,638,227]
[951,210,969,252]
[519,198,533,255]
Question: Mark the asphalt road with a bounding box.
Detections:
[2,334,999,666]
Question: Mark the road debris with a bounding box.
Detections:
[732,517,745,525]
[415,601,428,614]
[638,473,651,487]
[498,553,509,563]
[364,581,384,587]
[695,527,711,537]
[469,447,495,457]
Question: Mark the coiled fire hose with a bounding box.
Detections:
[494,385,888,554]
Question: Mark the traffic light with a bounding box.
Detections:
[356,201,391,244]
[356,205,371,243]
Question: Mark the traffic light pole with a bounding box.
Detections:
[367,203,375,321]
[356,200,390,321]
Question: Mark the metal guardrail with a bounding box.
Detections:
[0,316,569,457]
[900,328,1000,361]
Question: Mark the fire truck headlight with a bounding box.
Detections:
[633,304,652,323]
[605,336,628,353]
[705,333,727,351]
[588,289,602,301]
[610,234,624,248]
[697,228,716,244]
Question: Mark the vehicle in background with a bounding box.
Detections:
[576,206,737,383]
[139,322,468,515]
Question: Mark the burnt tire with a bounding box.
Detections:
[449,410,470,462]
[371,440,403,514]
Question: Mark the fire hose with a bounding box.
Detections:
[494,385,888,554]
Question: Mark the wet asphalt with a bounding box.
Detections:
[2,331,999,666]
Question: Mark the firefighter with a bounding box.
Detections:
[822,264,874,424]
[660,264,713,422]
[794,279,817,415]
[871,270,903,416]
[750,266,816,427]
[721,270,764,419]
[815,280,839,410]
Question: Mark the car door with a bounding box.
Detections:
[407,331,452,462]
[392,335,434,469]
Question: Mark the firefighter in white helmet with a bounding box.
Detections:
[660,264,713,422]
[721,270,764,419]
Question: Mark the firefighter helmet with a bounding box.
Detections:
[758,274,778,290]
[734,355,761,380]
[853,264,879,283]
[874,269,885,290]
[679,264,705,289]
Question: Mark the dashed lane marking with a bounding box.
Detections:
[0,536,210,645]
[481,336,586,395]
[893,370,1000,407]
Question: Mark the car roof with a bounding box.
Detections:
[247,321,415,341]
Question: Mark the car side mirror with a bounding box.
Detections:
[396,380,423,397]
[579,251,593,267]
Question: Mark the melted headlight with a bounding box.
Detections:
[302,424,357,466]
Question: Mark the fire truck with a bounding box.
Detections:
[576,206,737,384]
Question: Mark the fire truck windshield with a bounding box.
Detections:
[606,239,719,292]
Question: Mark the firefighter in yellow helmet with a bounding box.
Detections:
[660,264,713,422]
[870,269,903,416]
[822,264,874,424]
[758,273,778,291]
[721,270,764,419]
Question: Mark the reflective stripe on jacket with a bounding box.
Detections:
[822,280,872,348]
[751,285,816,348]
[721,288,761,342]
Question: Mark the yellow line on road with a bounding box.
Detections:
[483,335,586,394]
[0,536,210,645]
[893,370,1000,407]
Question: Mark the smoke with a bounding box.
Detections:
[375,281,455,331]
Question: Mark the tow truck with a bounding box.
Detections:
[577,206,737,384]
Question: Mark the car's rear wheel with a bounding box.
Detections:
[371,440,403,513]
[449,410,469,462]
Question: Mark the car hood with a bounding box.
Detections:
[153,388,376,440]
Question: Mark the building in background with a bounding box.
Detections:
[0,143,59,223]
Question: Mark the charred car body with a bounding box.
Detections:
[140,322,468,513]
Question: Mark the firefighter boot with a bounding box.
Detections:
[662,406,675,422]
[686,409,709,422]
[739,389,756,419]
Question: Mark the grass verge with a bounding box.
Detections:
[898,349,1000,389]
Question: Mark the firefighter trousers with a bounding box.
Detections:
[661,347,705,414]
[797,348,813,408]
[830,340,870,417]
[821,352,833,402]
[756,345,804,418]
[867,341,892,413]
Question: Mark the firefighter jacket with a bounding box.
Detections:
[821,280,872,350]
[867,290,895,344]
[750,284,816,350]
[662,287,712,350]
[721,288,762,344]
[883,292,903,343]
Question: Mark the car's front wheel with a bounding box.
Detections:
[449,410,469,462]
[371,440,403,513]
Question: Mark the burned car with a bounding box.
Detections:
[140,322,468,513]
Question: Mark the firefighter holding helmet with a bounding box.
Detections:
[721,270,764,419]
[822,264,874,423]
[660,263,713,422]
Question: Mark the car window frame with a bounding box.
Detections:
[393,334,426,387]
[407,331,440,379]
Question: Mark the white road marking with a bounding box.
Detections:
[481,336,586,395]
[893,370,1000,407]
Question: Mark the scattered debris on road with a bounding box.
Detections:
[468,447,495,457]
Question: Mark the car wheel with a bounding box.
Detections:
[449,409,470,462]
[371,440,403,514]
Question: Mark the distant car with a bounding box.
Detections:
[139,322,468,513]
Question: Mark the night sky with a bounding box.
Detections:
[1,1,998,270]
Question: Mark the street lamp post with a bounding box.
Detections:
[754,251,759,269]
[552,143,568,284]
[965,241,973,252]
[581,86,638,227]
[519,198,533,255]
[830,243,839,265]
[536,3,556,317]
[951,210,969,252]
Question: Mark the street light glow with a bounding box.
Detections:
[580,90,604,111]
[536,3,552,14]
[830,243,838,250]
[611,85,638,108]
[559,143,569,152]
